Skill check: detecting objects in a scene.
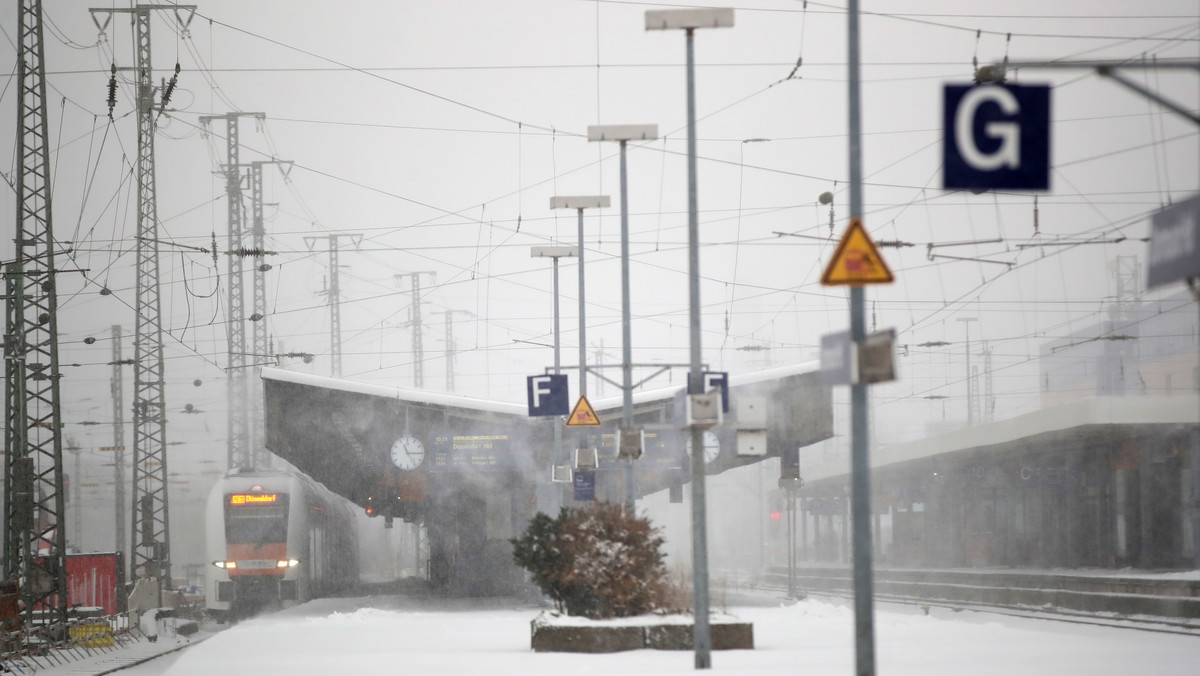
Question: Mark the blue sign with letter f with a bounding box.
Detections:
[526,374,569,417]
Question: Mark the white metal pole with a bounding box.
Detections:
[847,1,877,674]
[619,140,636,513]
[684,26,713,670]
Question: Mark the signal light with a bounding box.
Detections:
[769,511,782,520]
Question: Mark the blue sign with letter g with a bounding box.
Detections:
[943,83,1050,192]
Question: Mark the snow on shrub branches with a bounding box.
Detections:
[511,501,670,619]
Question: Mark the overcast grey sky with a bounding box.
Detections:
[1,2,1198,502]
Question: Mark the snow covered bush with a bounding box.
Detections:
[511,501,671,619]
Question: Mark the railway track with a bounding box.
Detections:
[759,566,1200,637]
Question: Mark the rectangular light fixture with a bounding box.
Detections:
[587,124,659,142]
[645,8,734,30]
[549,195,611,210]
[531,246,579,258]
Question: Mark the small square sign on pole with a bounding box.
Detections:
[573,470,595,501]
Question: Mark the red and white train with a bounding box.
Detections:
[205,470,358,622]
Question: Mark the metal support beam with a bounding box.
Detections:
[1097,66,1200,127]
[998,59,1200,128]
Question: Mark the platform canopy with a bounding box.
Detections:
[262,364,833,509]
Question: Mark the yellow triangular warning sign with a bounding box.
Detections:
[565,395,602,427]
[821,218,894,286]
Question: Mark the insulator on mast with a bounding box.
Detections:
[158,62,180,115]
[107,64,117,119]
[227,247,275,258]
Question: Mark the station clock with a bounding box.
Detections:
[390,435,425,471]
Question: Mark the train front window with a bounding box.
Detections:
[225,493,290,544]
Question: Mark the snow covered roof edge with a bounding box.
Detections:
[260,367,527,416]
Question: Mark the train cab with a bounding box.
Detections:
[205,470,356,622]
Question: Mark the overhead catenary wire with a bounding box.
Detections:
[12,2,1195,432]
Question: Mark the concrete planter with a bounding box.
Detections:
[531,612,754,653]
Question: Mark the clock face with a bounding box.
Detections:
[390,435,425,470]
[685,430,720,464]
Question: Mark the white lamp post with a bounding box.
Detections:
[549,196,609,399]
[646,7,733,670]
[532,245,579,509]
[587,124,658,514]
[550,196,609,502]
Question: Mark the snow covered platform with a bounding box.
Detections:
[84,589,1199,675]
[530,611,753,652]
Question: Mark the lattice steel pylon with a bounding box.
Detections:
[249,160,289,468]
[200,112,264,473]
[90,4,196,592]
[3,0,69,626]
[396,272,436,388]
[305,234,361,378]
[436,309,473,393]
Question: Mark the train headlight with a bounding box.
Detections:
[212,560,236,569]
[276,559,300,568]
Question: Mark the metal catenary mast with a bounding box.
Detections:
[199,112,264,472]
[436,309,473,393]
[249,160,289,468]
[4,0,69,626]
[305,234,361,378]
[396,272,436,388]
[90,4,196,593]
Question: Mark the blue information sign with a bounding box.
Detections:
[943,83,1050,191]
[526,374,569,417]
[573,470,595,501]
